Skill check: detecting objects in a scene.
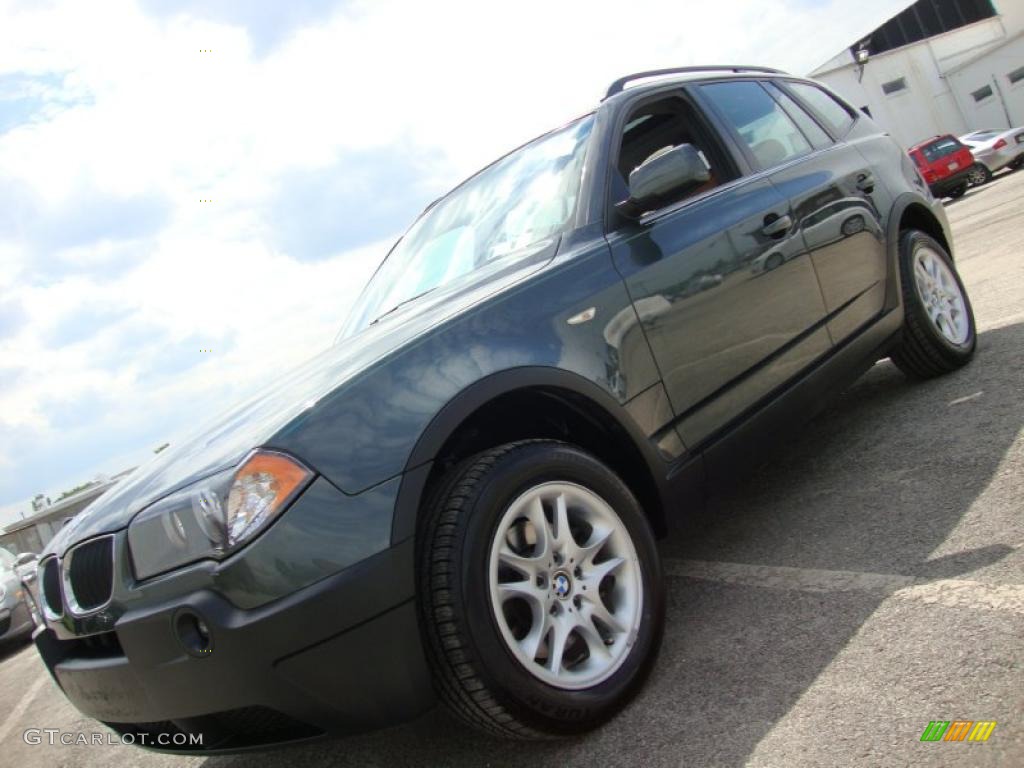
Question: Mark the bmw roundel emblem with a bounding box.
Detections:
[552,571,572,599]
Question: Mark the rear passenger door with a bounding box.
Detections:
[761,80,889,343]
[606,86,831,451]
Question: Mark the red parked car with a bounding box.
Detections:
[909,135,978,200]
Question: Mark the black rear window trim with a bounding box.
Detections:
[773,78,859,142]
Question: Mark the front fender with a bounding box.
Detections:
[266,236,662,497]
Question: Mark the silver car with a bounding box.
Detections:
[0,549,35,646]
[959,127,1024,179]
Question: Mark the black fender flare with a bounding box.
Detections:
[883,192,951,311]
[389,366,671,544]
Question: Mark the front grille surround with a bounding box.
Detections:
[61,534,115,616]
[40,556,64,620]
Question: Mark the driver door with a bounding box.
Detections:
[606,86,830,450]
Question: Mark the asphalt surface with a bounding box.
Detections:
[2,169,1022,767]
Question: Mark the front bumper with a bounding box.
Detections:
[33,538,435,753]
[1,597,33,641]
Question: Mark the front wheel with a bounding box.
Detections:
[891,230,976,378]
[418,440,664,738]
[946,183,968,199]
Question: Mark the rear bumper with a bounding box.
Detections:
[928,167,973,197]
[973,145,1024,172]
[33,539,435,753]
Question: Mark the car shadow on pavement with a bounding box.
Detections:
[199,322,1023,768]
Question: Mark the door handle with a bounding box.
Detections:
[762,213,792,238]
[856,173,875,193]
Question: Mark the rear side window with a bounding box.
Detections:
[700,80,812,170]
[764,83,832,150]
[787,82,856,137]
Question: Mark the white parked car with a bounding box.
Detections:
[959,127,1024,182]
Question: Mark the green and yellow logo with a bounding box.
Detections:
[920,720,996,742]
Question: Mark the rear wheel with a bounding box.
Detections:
[967,163,992,186]
[946,183,968,199]
[418,440,664,738]
[891,230,976,378]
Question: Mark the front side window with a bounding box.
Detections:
[786,82,856,136]
[700,80,812,170]
[342,116,594,336]
[612,94,736,213]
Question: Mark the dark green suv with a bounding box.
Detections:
[33,66,975,752]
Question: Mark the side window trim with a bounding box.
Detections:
[690,78,818,176]
[762,81,835,150]
[776,79,858,141]
[602,86,751,231]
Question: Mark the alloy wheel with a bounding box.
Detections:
[488,482,643,689]
[912,246,970,345]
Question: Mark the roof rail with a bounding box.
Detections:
[603,65,786,100]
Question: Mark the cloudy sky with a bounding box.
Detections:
[0,0,913,525]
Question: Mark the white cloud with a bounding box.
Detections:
[0,0,912,524]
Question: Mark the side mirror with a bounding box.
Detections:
[15,552,38,567]
[617,143,711,218]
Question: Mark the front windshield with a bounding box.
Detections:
[341,115,595,336]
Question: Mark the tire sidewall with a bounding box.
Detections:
[900,230,976,358]
[455,443,664,733]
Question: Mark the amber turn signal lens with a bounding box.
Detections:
[235,451,312,501]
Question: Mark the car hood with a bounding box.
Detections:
[43,242,557,557]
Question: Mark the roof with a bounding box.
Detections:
[908,135,954,151]
[602,65,786,101]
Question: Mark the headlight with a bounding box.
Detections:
[128,450,313,580]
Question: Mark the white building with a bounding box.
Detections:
[810,0,1024,149]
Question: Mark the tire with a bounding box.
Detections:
[946,183,968,199]
[1009,156,1024,171]
[967,163,992,186]
[890,230,976,379]
[418,440,664,739]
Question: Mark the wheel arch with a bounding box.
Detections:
[883,193,953,312]
[892,197,952,257]
[390,368,670,545]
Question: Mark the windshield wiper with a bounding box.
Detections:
[369,287,437,326]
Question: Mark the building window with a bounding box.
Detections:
[882,77,908,95]
[972,84,993,102]
[1008,66,1024,86]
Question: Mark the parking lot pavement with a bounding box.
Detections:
[2,170,1022,768]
